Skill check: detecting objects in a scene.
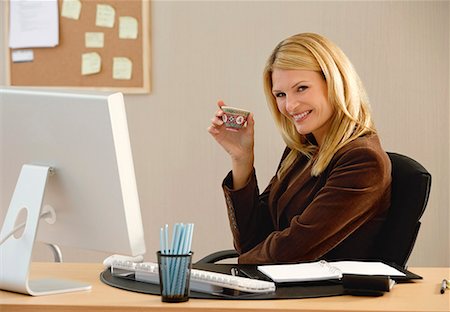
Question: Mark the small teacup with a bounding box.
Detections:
[221,106,250,130]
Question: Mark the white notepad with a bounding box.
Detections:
[257,260,406,283]
[257,260,342,282]
[329,261,406,277]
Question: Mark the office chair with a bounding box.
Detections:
[196,152,432,268]
[371,152,431,267]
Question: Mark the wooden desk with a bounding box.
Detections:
[0,263,449,312]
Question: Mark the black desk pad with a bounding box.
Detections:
[100,262,421,300]
[100,263,344,300]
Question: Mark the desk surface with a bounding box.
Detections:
[0,263,449,312]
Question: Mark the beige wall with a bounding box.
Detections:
[1,1,449,266]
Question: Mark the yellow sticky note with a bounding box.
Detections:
[113,57,132,80]
[119,16,138,39]
[85,32,104,48]
[82,52,101,75]
[61,0,81,20]
[96,4,115,28]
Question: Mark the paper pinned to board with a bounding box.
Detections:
[11,49,34,63]
[9,0,59,48]
[113,57,132,80]
[82,52,101,75]
[85,32,104,48]
[119,16,138,39]
[61,0,82,20]
[96,4,115,28]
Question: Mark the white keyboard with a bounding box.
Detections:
[110,260,276,294]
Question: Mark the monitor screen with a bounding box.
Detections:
[0,88,146,295]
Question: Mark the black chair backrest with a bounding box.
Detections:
[373,152,431,268]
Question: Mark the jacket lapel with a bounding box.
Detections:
[275,157,313,228]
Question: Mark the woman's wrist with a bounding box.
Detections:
[231,153,254,166]
[231,155,254,190]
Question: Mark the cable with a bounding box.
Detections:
[0,210,51,246]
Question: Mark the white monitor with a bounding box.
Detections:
[0,88,146,295]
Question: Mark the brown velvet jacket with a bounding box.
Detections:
[222,134,391,264]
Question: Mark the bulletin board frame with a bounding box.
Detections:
[3,0,151,94]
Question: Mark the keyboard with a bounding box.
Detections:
[110,260,276,294]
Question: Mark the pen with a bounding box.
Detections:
[440,279,447,294]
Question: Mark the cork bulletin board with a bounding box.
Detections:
[5,0,151,93]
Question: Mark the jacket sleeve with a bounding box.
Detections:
[237,146,391,264]
[222,148,291,253]
[222,169,275,253]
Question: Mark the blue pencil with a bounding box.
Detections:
[170,223,185,295]
[179,223,194,293]
[159,227,169,295]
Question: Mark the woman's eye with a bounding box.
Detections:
[298,86,308,92]
[275,92,285,98]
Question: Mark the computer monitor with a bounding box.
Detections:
[0,88,146,295]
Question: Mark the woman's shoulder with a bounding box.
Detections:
[327,134,391,187]
[334,134,390,167]
[340,133,385,153]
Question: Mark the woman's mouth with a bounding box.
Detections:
[292,110,312,122]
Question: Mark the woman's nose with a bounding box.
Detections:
[285,96,298,114]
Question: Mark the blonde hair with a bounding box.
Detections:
[263,33,375,177]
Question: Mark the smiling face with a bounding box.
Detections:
[271,68,334,146]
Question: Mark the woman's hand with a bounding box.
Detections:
[208,100,255,188]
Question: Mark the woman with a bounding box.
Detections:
[208,33,391,264]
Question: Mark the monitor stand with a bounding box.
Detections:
[0,164,91,296]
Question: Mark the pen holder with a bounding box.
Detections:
[157,251,193,303]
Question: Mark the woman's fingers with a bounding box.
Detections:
[210,115,224,127]
[210,103,225,129]
[207,125,220,135]
[246,113,255,127]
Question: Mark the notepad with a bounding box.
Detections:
[257,260,406,283]
[258,260,341,282]
[329,261,406,277]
